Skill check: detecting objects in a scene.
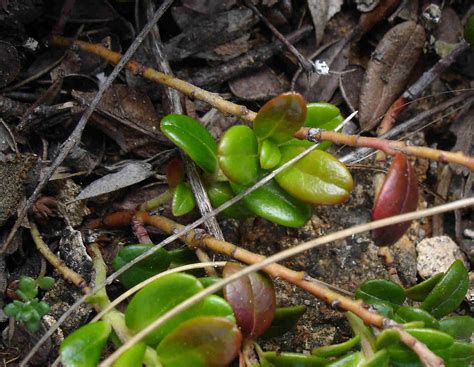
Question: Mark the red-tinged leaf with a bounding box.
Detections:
[156,316,242,367]
[166,158,184,187]
[372,154,418,246]
[223,262,276,339]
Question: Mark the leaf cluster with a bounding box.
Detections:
[3,275,55,333]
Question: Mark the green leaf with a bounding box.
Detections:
[262,352,328,366]
[167,248,199,267]
[437,341,474,367]
[405,272,444,301]
[393,306,439,329]
[253,93,307,144]
[421,260,469,318]
[156,316,241,367]
[312,334,360,357]
[112,244,171,289]
[198,277,224,297]
[439,316,474,341]
[125,273,234,346]
[172,182,196,216]
[275,146,353,205]
[218,125,259,185]
[206,181,252,219]
[34,300,50,317]
[362,349,389,367]
[355,279,406,310]
[345,312,376,354]
[60,321,111,367]
[375,329,400,350]
[4,302,20,317]
[18,276,38,300]
[260,139,282,169]
[327,351,363,366]
[37,276,55,290]
[223,262,276,338]
[369,301,394,318]
[261,305,307,339]
[25,319,41,333]
[160,114,218,174]
[112,342,146,367]
[464,15,474,50]
[231,179,313,227]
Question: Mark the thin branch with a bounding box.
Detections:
[99,198,474,367]
[30,222,90,293]
[1,1,175,256]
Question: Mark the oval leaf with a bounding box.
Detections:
[112,342,146,367]
[253,93,307,144]
[172,182,196,216]
[421,260,469,318]
[262,351,328,367]
[436,341,474,367]
[206,181,252,219]
[60,321,111,367]
[125,273,234,346]
[231,179,313,227]
[375,329,400,350]
[223,262,276,338]
[327,351,363,367]
[372,153,418,246]
[218,125,259,185]
[362,349,389,367]
[405,272,444,301]
[439,316,474,341]
[275,146,353,205]
[156,316,241,367]
[112,244,171,289]
[260,139,282,170]
[393,306,439,329]
[355,279,406,309]
[160,114,217,174]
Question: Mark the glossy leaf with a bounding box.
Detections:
[231,179,313,227]
[421,260,469,318]
[372,153,418,246]
[165,158,184,187]
[125,273,234,346]
[261,305,307,339]
[260,139,282,170]
[206,181,252,219]
[223,262,276,338]
[218,125,259,185]
[312,334,360,357]
[156,316,241,367]
[327,351,363,366]
[375,329,400,350]
[262,352,327,367]
[253,93,307,144]
[393,306,440,329]
[112,244,171,289]
[167,248,199,267]
[369,301,394,318]
[160,114,218,174]
[437,341,474,367]
[60,321,111,367]
[275,146,353,205]
[112,342,146,367]
[172,182,196,216]
[362,349,389,367]
[355,279,406,309]
[405,272,444,301]
[439,316,474,341]
[198,277,224,297]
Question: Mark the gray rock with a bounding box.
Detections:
[416,236,469,278]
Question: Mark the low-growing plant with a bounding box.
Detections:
[3,275,55,332]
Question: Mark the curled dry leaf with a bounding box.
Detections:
[372,153,418,246]
[223,262,276,339]
[307,0,343,46]
[359,21,425,130]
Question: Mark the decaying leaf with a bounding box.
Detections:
[449,110,474,176]
[339,64,365,112]
[372,154,418,246]
[75,162,154,201]
[307,0,343,46]
[0,41,21,88]
[359,21,425,130]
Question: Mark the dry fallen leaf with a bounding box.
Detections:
[307,0,343,46]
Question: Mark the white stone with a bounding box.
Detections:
[416,236,469,279]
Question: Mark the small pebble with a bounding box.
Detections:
[416,235,469,278]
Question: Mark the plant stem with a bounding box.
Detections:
[30,222,90,293]
[49,35,474,171]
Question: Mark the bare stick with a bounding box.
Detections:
[1,1,175,256]
[100,198,473,366]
